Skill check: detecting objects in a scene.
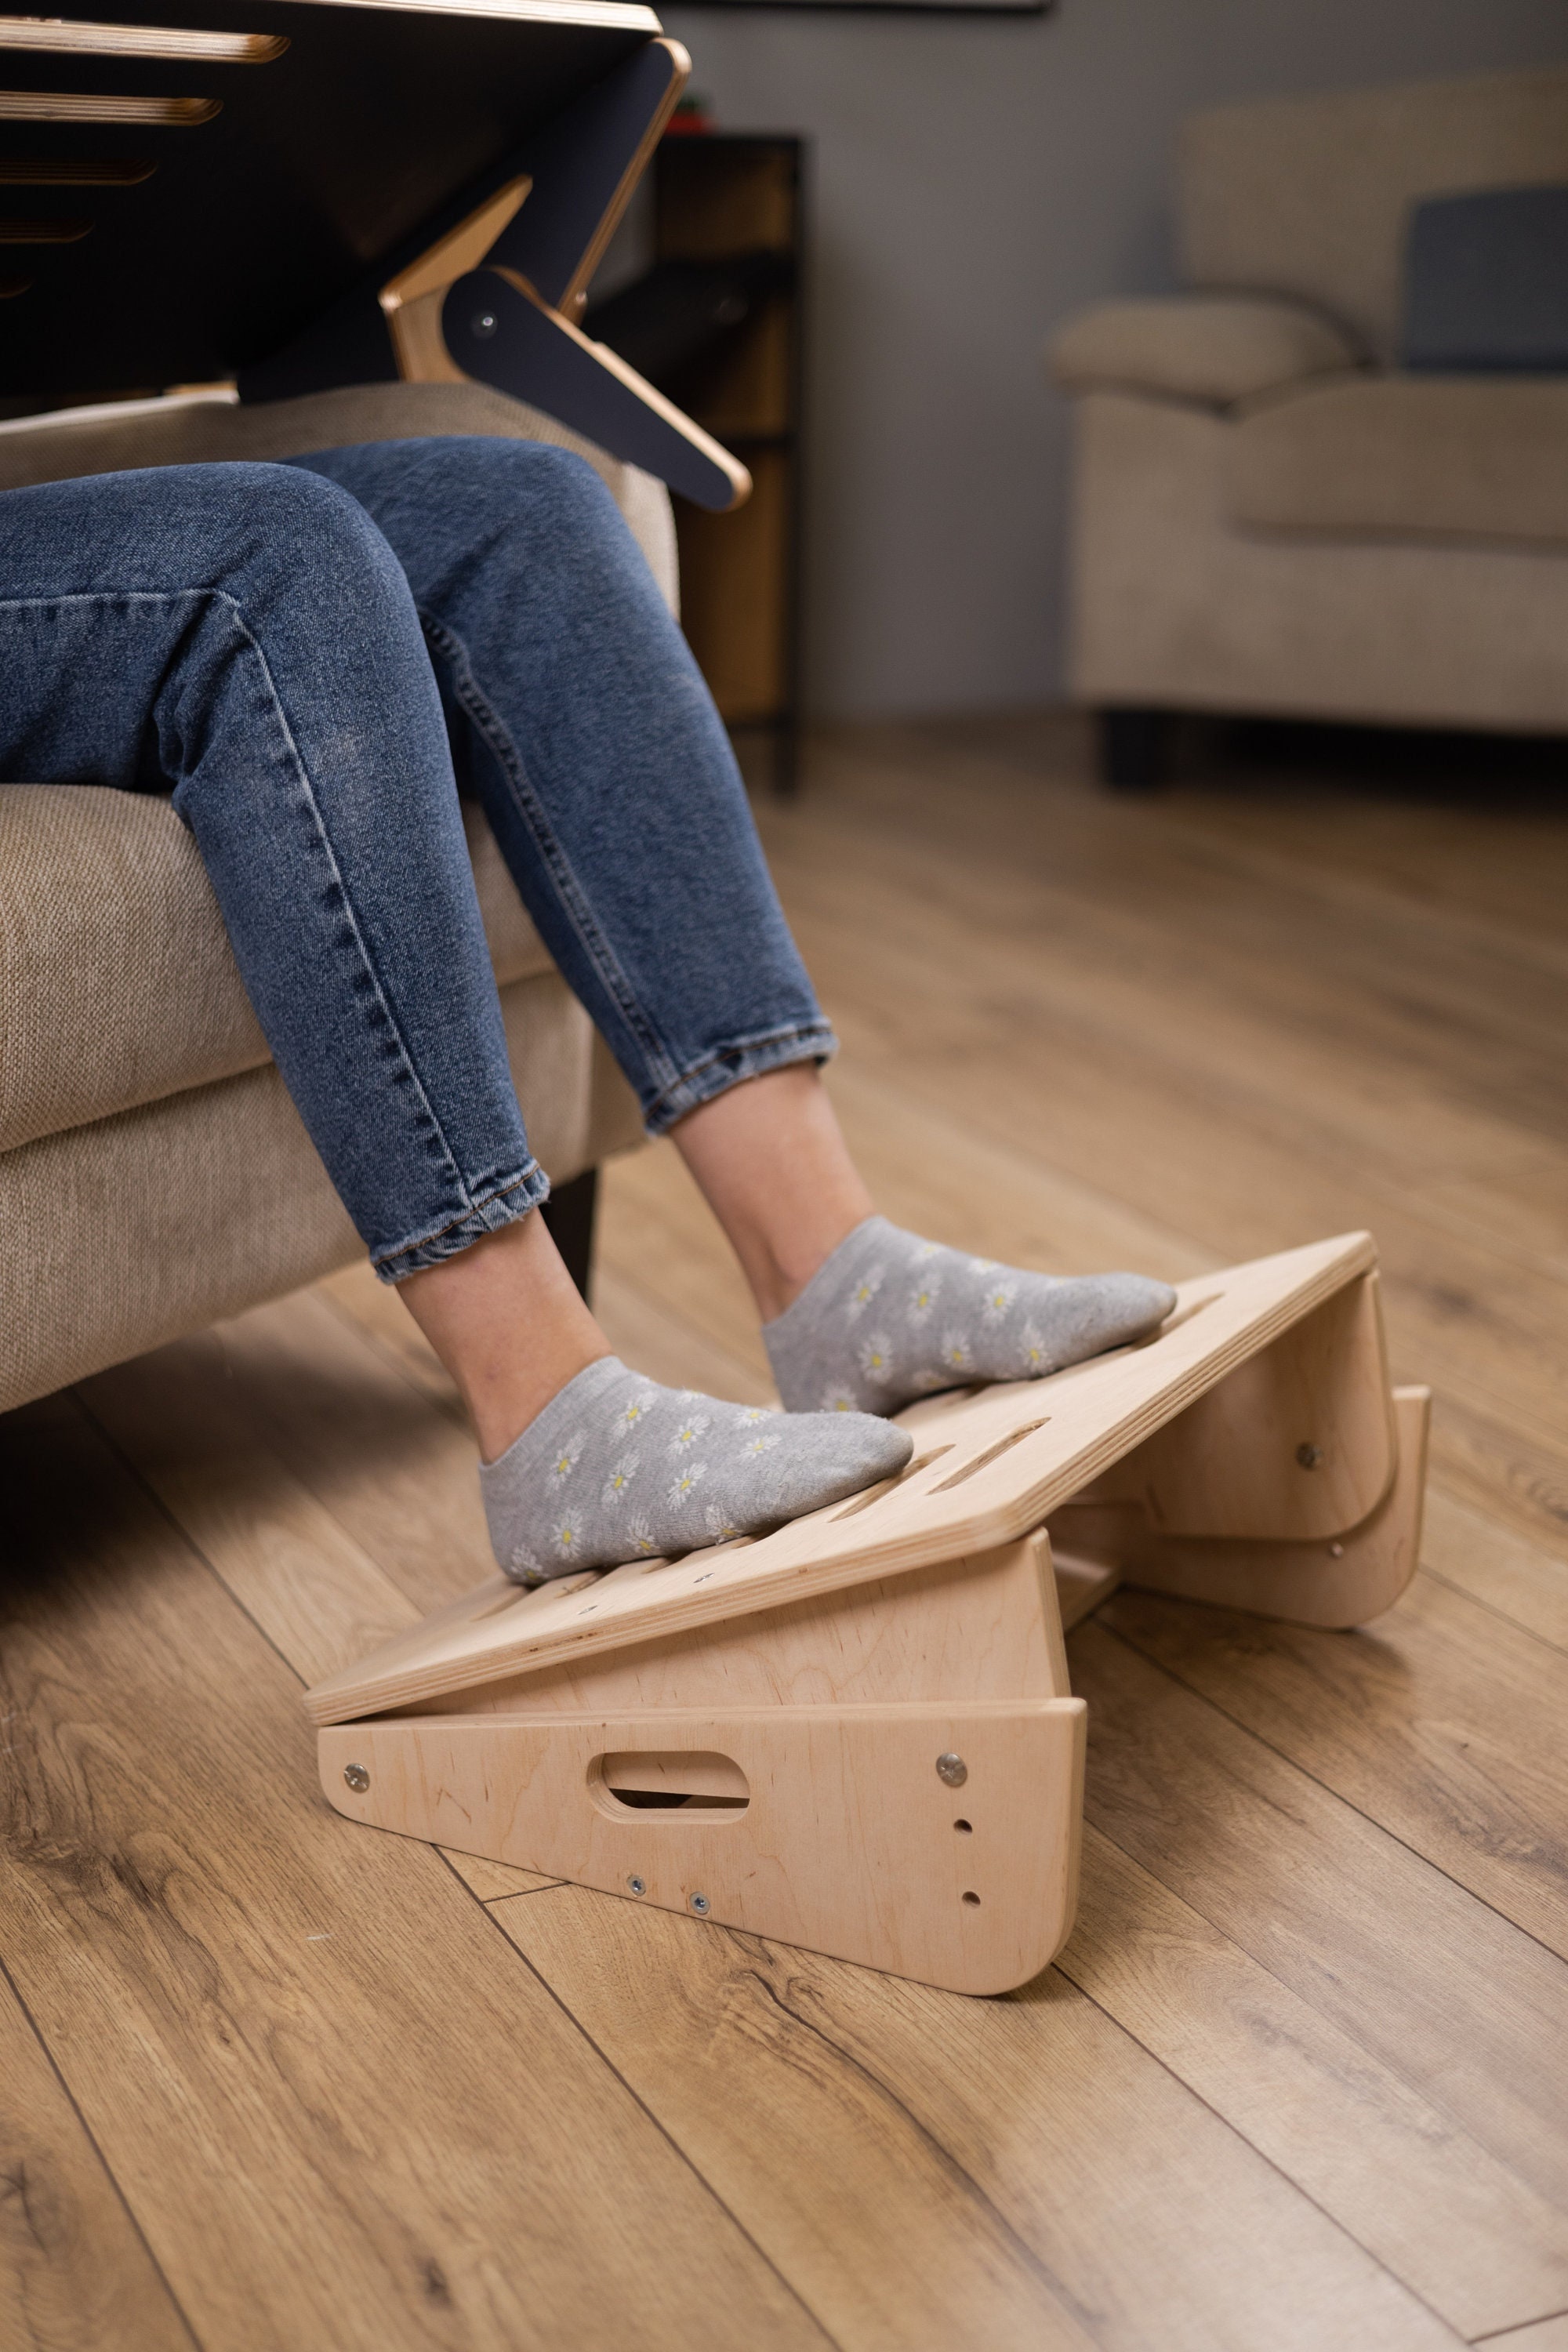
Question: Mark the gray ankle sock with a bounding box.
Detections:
[481,1355,913,1584]
[763,1216,1177,1416]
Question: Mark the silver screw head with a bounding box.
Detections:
[626,1875,647,1897]
[471,310,498,339]
[343,1762,370,1792]
[935,1753,967,1788]
[1296,1443,1323,1469]
[688,1891,711,1916]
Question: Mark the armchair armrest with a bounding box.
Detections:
[1047,296,1362,408]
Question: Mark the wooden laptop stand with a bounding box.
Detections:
[3,1,746,506]
[306,1231,1428,1997]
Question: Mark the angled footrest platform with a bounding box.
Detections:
[306,1232,1428,1996]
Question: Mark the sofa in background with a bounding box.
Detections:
[1049,65,1568,786]
[0,380,657,1416]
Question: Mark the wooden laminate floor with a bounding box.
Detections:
[5,713,1568,2352]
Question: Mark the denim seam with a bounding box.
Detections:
[420,611,688,1102]
[374,1159,549,1280]
[5,587,482,1218]
[9,585,491,1225]
[641,1018,838,1134]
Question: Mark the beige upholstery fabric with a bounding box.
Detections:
[1179,67,1568,364]
[1066,390,1568,732]
[0,967,626,1414]
[0,380,680,615]
[1232,375,1568,546]
[0,785,554,1154]
[1051,297,1359,408]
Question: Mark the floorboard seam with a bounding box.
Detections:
[68,1387,311,1693]
[313,1287,471,1432]
[1418,1559,1568,1664]
[1054,1942,1471,2345]
[438,1854,848,2351]
[1472,2310,1568,2343]
[0,1946,205,2350]
[1087,1619,1568,1989]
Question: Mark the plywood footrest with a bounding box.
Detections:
[321,1700,1086,1997]
[307,1234,1428,1994]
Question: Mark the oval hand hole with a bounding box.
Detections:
[961,1891,982,1906]
[953,1818,973,1833]
[593,1751,750,1815]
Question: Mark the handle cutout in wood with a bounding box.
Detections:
[593,1749,750,1813]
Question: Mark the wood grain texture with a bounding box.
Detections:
[0,1396,826,2352]
[492,1883,1464,2351]
[0,1965,194,2352]
[1069,1621,1568,2219]
[1099,1569,1568,1955]
[1060,1825,1568,2338]
[321,1694,1086,1993]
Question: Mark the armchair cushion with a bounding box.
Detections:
[1231,372,1568,546]
[1050,296,1360,408]
[0,786,552,1157]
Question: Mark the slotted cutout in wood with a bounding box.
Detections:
[0,89,220,120]
[0,18,287,60]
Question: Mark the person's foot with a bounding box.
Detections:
[762,1216,1176,1416]
[481,1356,913,1584]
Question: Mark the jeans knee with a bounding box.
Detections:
[211,463,422,648]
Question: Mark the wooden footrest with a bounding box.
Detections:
[306,1232,1428,1995]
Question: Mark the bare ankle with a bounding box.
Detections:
[670,1065,873,1325]
[395,1210,612,1461]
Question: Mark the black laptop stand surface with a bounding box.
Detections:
[0,0,748,506]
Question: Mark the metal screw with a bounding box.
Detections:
[626,1875,647,1896]
[1328,1541,1345,1559]
[935,1752,967,1788]
[688,1891,711,1916]
[1296,1443,1323,1469]
[343,1762,370,1792]
[471,310,498,339]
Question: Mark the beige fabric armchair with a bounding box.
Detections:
[0,380,655,1414]
[1049,65,1568,786]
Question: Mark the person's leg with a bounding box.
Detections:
[290,436,1174,1418]
[0,461,551,1279]
[0,459,906,1578]
[285,437,837,1137]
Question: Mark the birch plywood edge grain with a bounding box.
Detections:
[304,1232,1380,1726]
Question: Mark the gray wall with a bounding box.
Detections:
[660,0,1568,717]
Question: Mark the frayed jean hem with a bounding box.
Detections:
[641,1022,840,1138]
[373,1160,551,1283]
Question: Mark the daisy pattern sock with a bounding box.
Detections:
[763,1216,1177,1417]
[481,1355,913,1584]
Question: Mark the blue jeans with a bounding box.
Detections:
[0,437,833,1279]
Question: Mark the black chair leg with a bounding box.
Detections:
[538,1167,599,1304]
[1098,707,1171,792]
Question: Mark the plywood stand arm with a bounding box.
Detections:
[307,1234,1428,1996]
[242,37,750,511]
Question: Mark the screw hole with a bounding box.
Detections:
[953,1819,972,1833]
[961,1890,982,1906]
